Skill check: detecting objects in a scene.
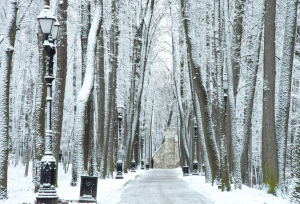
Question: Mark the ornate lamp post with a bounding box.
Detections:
[131,149,136,172]
[141,134,145,170]
[223,73,228,114]
[116,106,124,179]
[192,117,199,176]
[36,5,60,204]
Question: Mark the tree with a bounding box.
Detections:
[71,2,102,185]
[52,0,68,186]
[180,0,220,183]
[262,0,278,194]
[0,0,17,199]
[276,0,298,195]
[33,0,49,193]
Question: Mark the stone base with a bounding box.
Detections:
[115,172,123,179]
[36,197,58,204]
[192,170,199,176]
[36,187,58,204]
[79,196,97,203]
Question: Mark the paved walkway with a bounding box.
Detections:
[104,169,214,204]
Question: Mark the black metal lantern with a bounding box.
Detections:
[36,5,60,204]
[51,19,60,42]
[141,133,145,170]
[116,106,124,179]
[37,6,56,39]
[223,73,228,114]
[192,117,199,175]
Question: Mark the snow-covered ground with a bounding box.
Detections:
[3,163,289,204]
[176,168,289,204]
[3,162,145,204]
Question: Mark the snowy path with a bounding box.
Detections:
[103,169,214,204]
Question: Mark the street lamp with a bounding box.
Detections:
[116,106,124,179]
[192,117,199,176]
[36,5,60,204]
[223,73,228,114]
[141,134,145,170]
[131,149,136,172]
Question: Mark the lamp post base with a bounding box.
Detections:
[141,160,144,170]
[116,161,123,179]
[192,161,199,176]
[36,187,58,204]
[115,172,123,179]
[182,166,190,176]
[131,161,136,172]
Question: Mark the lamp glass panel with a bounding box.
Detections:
[38,18,55,34]
[223,80,228,90]
[117,106,123,113]
[51,25,59,40]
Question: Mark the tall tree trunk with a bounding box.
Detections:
[96,0,104,173]
[125,0,155,172]
[231,0,245,98]
[180,0,220,184]
[52,0,68,187]
[262,0,279,194]
[276,0,298,195]
[171,1,189,165]
[71,4,102,185]
[290,11,300,203]
[240,6,264,186]
[224,0,242,189]
[81,0,91,82]
[0,0,17,198]
[215,0,230,190]
[33,0,49,193]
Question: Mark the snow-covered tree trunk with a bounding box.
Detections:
[224,0,242,189]
[276,0,298,195]
[95,0,104,173]
[180,0,220,183]
[214,0,230,191]
[0,0,17,199]
[33,0,48,193]
[80,0,91,82]
[231,0,245,97]
[290,7,300,202]
[170,0,189,165]
[127,0,154,170]
[52,0,68,186]
[71,3,102,185]
[100,0,118,178]
[240,6,264,186]
[262,0,278,194]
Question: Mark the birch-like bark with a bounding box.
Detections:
[71,4,102,185]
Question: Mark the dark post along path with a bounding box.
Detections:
[104,169,214,204]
